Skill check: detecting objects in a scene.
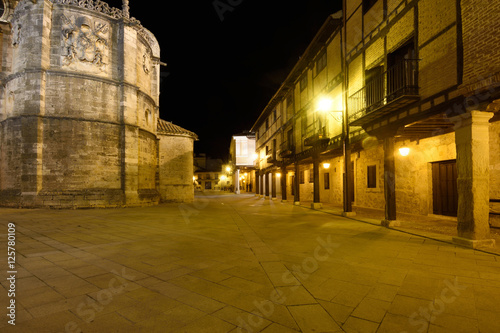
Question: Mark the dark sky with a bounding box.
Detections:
[108,1,343,159]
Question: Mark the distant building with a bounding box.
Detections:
[0,1,197,207]
[193,154,226,191]
[250,0,500,248]
[229,132,256,194]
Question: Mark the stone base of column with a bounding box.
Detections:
[342,211,356,217]
[294,201,300,206]
[381,219,400,227]
[452,236,496,249]
[311,202,322,209]
[255,194,260,197]
[259,195,264,198]
[271,197,277,201]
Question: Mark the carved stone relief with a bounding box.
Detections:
[61,14,109,71]
[143,51,151,74]
[11,22,21,47]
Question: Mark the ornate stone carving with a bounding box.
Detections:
[143,51,151,74]
[51,0,139,23]
[61,14,109,70]
[11,22,21,47]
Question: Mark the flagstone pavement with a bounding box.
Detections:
[1,193,499,332]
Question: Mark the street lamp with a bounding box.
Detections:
[399,147,410,156]
[315,95,353,215]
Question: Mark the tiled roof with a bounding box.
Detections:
[157,119,198,139]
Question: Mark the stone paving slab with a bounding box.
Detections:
[0,193,499,332]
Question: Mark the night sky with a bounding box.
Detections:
[108,1,343,159]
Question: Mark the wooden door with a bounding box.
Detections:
[432,160,458,216]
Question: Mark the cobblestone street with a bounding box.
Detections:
[1,193,500,332]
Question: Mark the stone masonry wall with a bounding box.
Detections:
[0,0,163,207]
[158,135,194,203]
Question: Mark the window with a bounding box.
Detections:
[387,40,417,100]
[286,93,294,109]
[324,173,330,190]
[265,118,269,130]
[300,74,308,91]
[236,138,248,157]
[299,170,305,184]
[309,169,314,183]
[316,50,327,74]
[273,109,277,122]
[367,165,377,188]
[363,0,378,14]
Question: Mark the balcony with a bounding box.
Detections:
[279,141,295,158]
[266,149,277,163]
[348,59,420,126]
[304,122,329,146]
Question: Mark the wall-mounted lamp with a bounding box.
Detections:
[276,173,281,177]
[322,163,331,169]
[399,147,410,156]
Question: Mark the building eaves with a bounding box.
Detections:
[157,118,199,140]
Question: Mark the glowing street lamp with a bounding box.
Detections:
[322,163,330,169]
[317,97,334,113]
[399,147,410,156]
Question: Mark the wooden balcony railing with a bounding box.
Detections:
[279,141,295,158]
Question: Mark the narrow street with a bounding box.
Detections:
[1,193,499,332]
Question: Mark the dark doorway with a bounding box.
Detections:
[432,160,458,217]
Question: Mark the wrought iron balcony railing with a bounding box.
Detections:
[348,59,420,126]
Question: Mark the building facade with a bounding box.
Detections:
[193,154,228,191]
[229,131,256,194]
[0,0,197,207]
[251,0,500,248]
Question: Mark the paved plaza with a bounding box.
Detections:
[1,193,500,332]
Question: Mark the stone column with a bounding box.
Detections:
[271,171,277,200]
[281,166,287,202]
[312,155,322,209]
[450,111,495,248]
[294,162,301,205]
[255,170,260,196]
[381,137,398,226]
[260,173,266,198]
[265,172,270,198]
[235,169,240,194]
